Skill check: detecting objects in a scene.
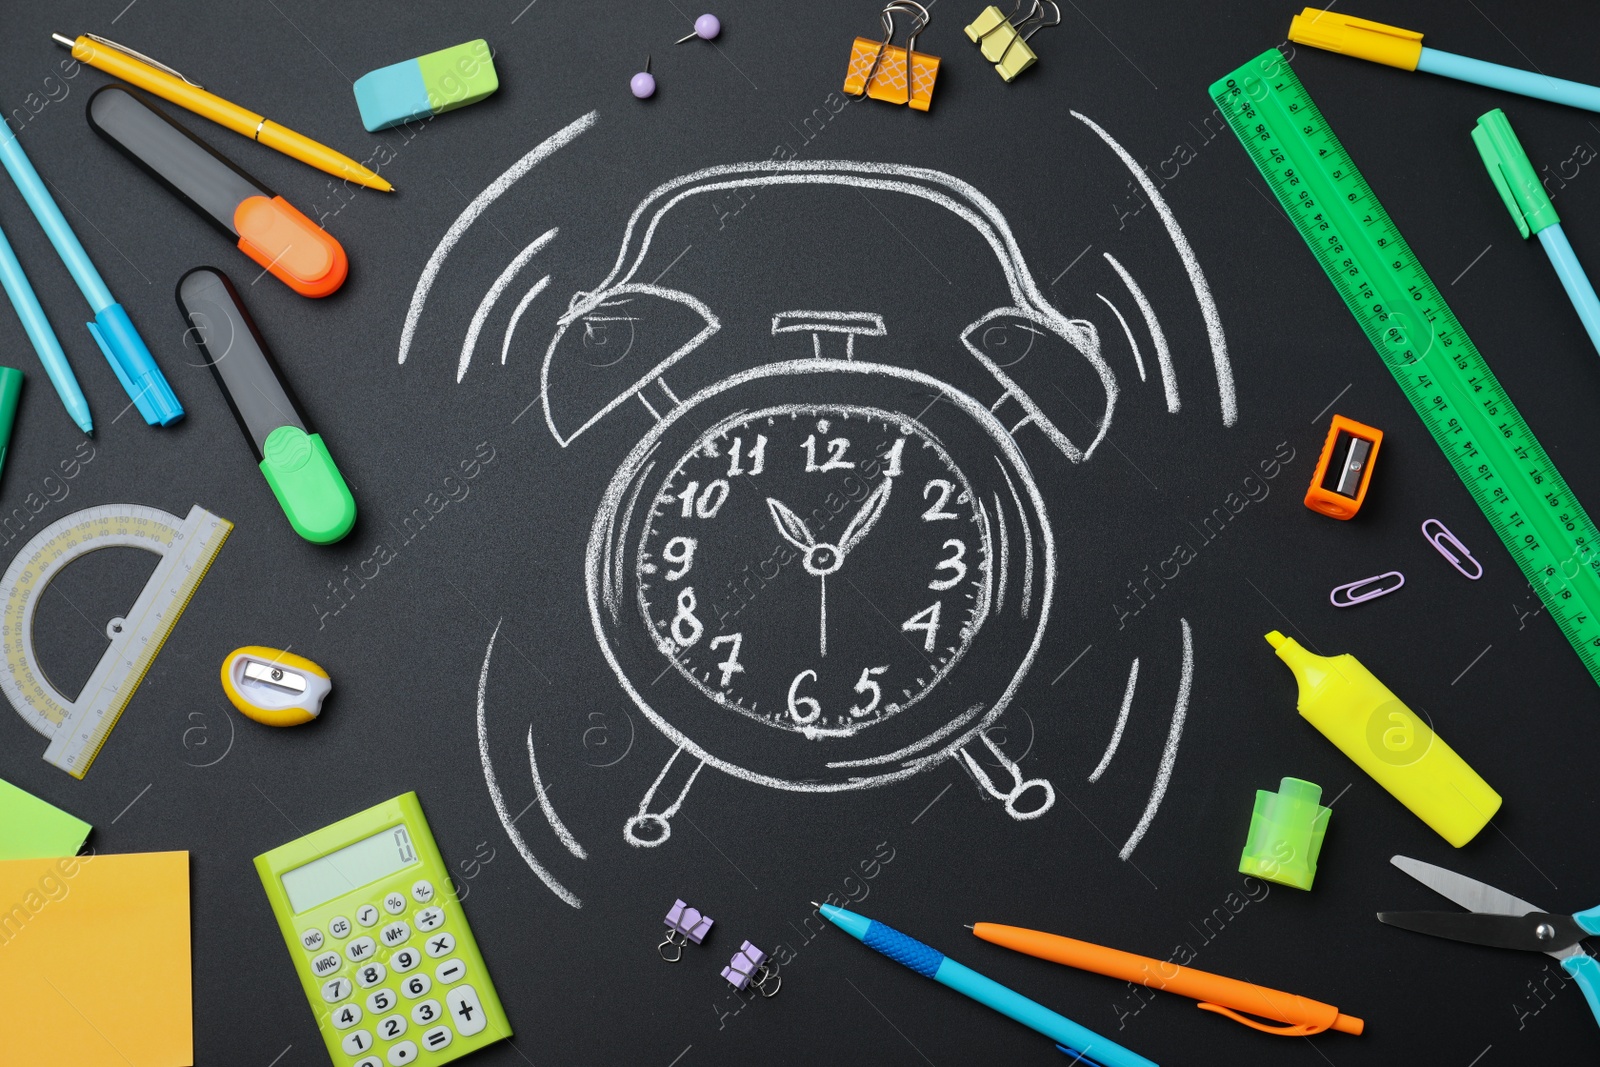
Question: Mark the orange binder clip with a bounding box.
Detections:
[843,1,940,111]
[1305,414,1383,520]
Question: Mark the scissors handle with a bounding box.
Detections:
[1573,905,1600,935]
[1561,954,1600,1031]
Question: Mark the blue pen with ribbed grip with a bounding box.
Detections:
[817,904,1157,1067]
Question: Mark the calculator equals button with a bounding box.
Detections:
[421,1025,453,1052]
[446,985,487,1037]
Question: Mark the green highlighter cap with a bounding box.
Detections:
[1473,108,1560,239]
[176,268,355,544]
[1238,776,1330,891]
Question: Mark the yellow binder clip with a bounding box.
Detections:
[843,1,940,111]
[965,0,1060,82]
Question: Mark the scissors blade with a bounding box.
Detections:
[1390,855,1545,917]
[1377,910,1589,954]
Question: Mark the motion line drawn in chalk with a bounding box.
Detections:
[459,227,558,381]
[1088,658,1139,783]
[397,110,596,366]
[1120,619,1193,860]
[1104,252,1177,414]
[1072,110,1235,426]
[527,725,587,860]
[477,621,580,908]
[1096,293,1146,382]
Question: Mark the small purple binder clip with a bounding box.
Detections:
[721,940,780,996]
[660,899,714,961]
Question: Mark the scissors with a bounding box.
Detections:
[1378,855,1600,1027]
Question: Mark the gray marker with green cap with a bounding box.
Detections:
[176,267,355,544]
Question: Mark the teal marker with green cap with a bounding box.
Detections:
[1473,108,1600,359]
[176,267,355,545]
[353,40,499,132]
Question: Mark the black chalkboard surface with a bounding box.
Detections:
[4,1,1600,1063]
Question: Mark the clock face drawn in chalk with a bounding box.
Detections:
[637,405,991,737]
[407,135,1240,909]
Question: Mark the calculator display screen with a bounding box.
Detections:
[281,825,419,912]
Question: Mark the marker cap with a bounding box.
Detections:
[86,303,183,426]
[1238,777,1330,891]
[1287,8,1423,72]
[1472,108,1560,239]
[233,196,348,299]
[0,366,23,480]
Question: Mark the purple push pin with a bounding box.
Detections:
[721,940,780,996]
[630,57,656,99]
[659,899,714,961]
[676,14,722,43]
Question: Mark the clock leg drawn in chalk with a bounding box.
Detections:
[403,112,1234,907]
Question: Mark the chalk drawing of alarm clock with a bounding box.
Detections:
[410,114,1238,905]
[531,159,1152,849]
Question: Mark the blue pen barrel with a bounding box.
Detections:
[1419,48,1600,113]
[1538,225,1600,358]
[933,958,1156,1067]
[852,916,1157,1067]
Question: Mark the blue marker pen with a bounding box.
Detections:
[0,122,181,425]
[1473,109,1600,361]
[818,904,1157,1067]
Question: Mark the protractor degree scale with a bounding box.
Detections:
[2,503,231,777]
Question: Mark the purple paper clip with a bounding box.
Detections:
[1422,519,1483,580]
[660,899,714,961]
[721,940,780,996]
[1330,571,1405,608]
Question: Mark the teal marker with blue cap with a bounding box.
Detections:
[818,903,1157,1067]
[0,123,180,426]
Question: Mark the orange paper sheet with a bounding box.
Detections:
[0,851,192,1067]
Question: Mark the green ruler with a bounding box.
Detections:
[1212,49,1600,687]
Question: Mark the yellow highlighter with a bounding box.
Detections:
[1265,631,1500,847]
[52,33,393,193]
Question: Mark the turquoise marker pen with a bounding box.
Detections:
[0,122,181,426]
[1473,109,1600,360]
[818,904,1157,1067]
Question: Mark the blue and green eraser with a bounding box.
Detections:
[353,39,499,133]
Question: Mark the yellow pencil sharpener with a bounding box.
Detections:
[221,646,331,726]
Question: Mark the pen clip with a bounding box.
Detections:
[1195,1002,1328,1036]
[83,33,204,88]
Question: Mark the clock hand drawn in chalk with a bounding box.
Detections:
[638,408,988,735]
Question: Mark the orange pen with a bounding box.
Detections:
[972,923,1364,1038]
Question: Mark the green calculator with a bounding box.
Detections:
[254,792,511,1067]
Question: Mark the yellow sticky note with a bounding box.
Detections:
[0,851,192,1067]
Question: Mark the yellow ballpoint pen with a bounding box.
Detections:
[52,33,394,193]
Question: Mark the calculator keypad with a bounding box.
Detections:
[303,884,494,1065]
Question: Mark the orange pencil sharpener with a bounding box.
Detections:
[1305,414,1383,520]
